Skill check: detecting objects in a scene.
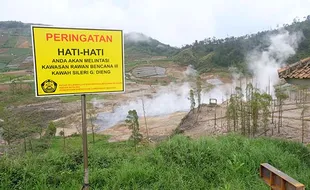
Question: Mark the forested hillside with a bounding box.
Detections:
[1,17,310,73]
[174,16,310,73]
[124,32,179,61]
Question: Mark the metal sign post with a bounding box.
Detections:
[81,94,89,190]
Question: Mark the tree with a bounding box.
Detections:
[226,83,272,137]
[275,87,289,133]
[59,130,64,136]
[260,93,272,136]
[189,89,196,110]
[141,97,149,139]
[45,122,56,137]
[245,83,254,136]
[235,86,245,135]
[125,110,142,151]
[88,106,98,144]
[251,92,261,136]
[0,108,38,154]
[227,94,239,132]
[196,75,202,108]
[0,113,18,146]
[58,127,66,149]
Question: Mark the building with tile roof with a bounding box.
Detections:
[278,57,310,85]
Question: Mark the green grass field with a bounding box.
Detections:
[0,74,20,83]
[125,59,173,72]
[1,35,18,48]
[0,62,6,69]
[0,134,309,190]
[0,55,15,65]
[125,60,148,72]
[0,48,32,69]
[6,48,31,56]
[0,34,9,47]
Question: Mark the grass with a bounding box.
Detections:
[6,48,31,56]
[0,74,20,83]
[0,48,31,69]
[125,59,174,73]
[18,75,34,81]
[58,94,113,103]
[1,35,18,48]
[0,85,49,108]
[0,74,33,83]
[0,34,9,47]
[125,60,148,71]
[0,62,6,69]
[149,60,174,67]
[0,134,309,189]
[0,55,15,64]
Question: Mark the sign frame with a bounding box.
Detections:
[31,25,125,97]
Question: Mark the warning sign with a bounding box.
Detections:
[31,26,124,96]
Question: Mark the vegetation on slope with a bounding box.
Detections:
[174,16,310,73]
[124,32,179,62]
[0,134,309,189]
[1,16,310,73]
[0,22,178,71]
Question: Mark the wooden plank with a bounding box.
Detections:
[260,163,305,190]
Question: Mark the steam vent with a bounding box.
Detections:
[278,57,310,85]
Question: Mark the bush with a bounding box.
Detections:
[44,122,56,137]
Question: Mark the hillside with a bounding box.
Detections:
[124,32,179,62]
[1,134,309,189]
[174,16,310,73]
[0,21,178,72]
[1,17,310,74]
[0,22,32,71]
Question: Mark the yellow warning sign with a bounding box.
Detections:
[31,26,124,96]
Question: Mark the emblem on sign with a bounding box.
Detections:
[41,79,57,93]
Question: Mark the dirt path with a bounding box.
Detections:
[99,112,187,142]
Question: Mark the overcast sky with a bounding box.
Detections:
[1,0,310,47]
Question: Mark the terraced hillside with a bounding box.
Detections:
[0,23,32,71]
[0,21,178,73]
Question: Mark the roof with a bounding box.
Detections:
[278,57,310,79]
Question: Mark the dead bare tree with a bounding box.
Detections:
[300,87,308,143]
[196,75,202,110]
[275,87,288,134]
[88,106,97,144]
[246,83,253,137]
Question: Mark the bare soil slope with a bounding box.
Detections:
[177,100,310,144]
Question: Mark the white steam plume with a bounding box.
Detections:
[96,30,303,130]
[184,65,197,77]
[247,30,303,95]
[95,80,233,130]
[96,83,191,129]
